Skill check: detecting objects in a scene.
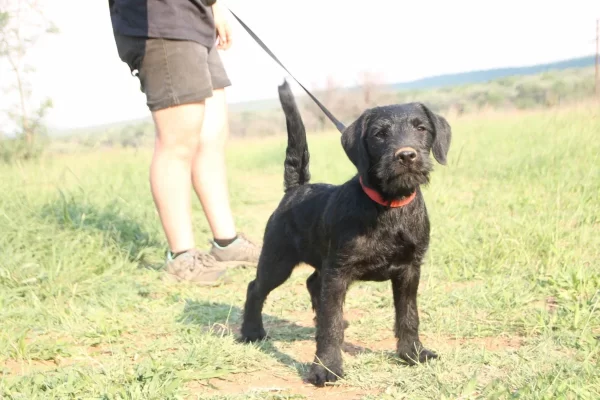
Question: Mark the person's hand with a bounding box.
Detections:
[212,2,232,50]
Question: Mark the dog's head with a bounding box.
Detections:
[341,103,451,199]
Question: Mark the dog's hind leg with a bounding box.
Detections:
[391,264,438,365]
[240,250,298,343]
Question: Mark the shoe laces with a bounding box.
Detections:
[191,250,218,270]
[239,233,261,246]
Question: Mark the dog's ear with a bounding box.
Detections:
[341,110,371,173]
[419,104,452,165]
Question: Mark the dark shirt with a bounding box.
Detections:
[108,0,218,48]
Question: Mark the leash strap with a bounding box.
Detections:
[227,9,346,133]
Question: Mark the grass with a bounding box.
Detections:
[1,104,599,399]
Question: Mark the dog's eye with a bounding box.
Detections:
[416,125,427,132]
[374,129,389,138]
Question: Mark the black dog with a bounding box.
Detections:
[240,80,451,386]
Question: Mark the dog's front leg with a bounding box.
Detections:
[392,264,438,365]
[307,269,348,386]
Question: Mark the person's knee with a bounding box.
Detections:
[155,130,199,161]
[153,103,204,161]
[157,137,199,162]
[197,89,228,153]
[196,131,225,156]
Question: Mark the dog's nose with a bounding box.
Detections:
[395,147,418,163]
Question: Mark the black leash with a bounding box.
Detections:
[227,9,346,133]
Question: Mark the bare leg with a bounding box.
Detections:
[150,102,204,253]
[191,88,237,241]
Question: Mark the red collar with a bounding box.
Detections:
[359,176,417,208]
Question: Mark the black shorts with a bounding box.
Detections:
[114,34,232,112]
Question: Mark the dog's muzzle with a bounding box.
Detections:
[394,147,418,164]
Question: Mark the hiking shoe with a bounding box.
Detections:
[163,249,230,286]
[209,233,261,267]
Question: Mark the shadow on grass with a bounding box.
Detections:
[39,193,163,267]
[178,299,313,377]
[178,300,380,379]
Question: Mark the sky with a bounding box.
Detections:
[2,0,599,132]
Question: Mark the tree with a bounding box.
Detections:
[0,0,58,161]
[358,70,379,107]
[302,76,352,132]
[353,70,395,114]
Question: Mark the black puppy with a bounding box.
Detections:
[240,80,451,386]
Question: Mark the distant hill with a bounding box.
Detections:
[388,55,596,91]
[51,116,152,138]
[50,54,596,137]
[226,54,596,112]
[53,62,595,149]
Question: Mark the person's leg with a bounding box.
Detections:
[192,45,261,265]
[135,37,219,256]
[114,34,200,253]
[191,88,237,241]
[151,103,203,254]
[115,35,229,284]
[115,33,258,275]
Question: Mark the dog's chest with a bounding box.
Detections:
[372,224,418,262]
[341,214,426,279]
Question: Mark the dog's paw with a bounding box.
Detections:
[238,327,268,343]
[306,362,344,387]
[416,348,438,363]
[397,343,438,365]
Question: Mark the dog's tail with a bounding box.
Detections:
[278,79,310,192]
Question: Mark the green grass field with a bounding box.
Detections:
[1,105,599,399]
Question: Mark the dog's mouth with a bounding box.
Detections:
[369,156,432,199]
[392,162,427,175]
[387,169,430,191]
